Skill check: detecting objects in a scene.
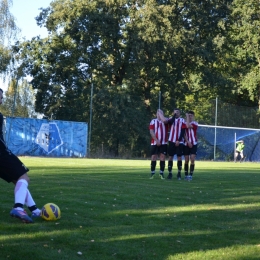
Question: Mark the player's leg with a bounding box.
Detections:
[189,145,197,180]
[1,150,34,223]
[177,157,182,180]
[235,151,240,162]
[189,155,196,180]
[25,189,41,217]
[241,150,246,162]
[150,145,158,179]
[167,141,174,179]
[183,145,190,180]
[159,145,167,179]
[176,144,184,180]
[240,151,244,163]
[167,156,173,179]
[11,173,34,222]
[159,154,166,179]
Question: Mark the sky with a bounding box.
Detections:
[11,0,53,40]
[0,0,53,91]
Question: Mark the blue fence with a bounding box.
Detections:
[5,117,88,157]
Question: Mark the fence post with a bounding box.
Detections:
[234,132,236,162]
[214,97,218,160]
[88,79,94,158]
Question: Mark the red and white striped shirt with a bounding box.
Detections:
[149,118,168,145]
[168,117,185,143]
[183,121,198,145]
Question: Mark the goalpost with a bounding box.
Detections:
[197,124,260,162]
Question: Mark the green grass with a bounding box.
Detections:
[1,158,260,260]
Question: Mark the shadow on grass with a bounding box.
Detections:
[1,161,260,259]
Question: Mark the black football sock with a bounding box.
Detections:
[28,205,38,212]
[190,164,195,176]
[151,161,156,172]
[14,203,23,209]
[160,161,165,173]
[168,160,173,173]
[177,161,182,177]
[184,164,189,176]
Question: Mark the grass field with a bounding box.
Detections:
[1,158,260,260]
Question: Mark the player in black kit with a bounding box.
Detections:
[0,88,41,223]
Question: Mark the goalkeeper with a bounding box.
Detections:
[235,140,245,162]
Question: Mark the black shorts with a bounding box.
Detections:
[0,148,29,183]
[168,142,183,156]
[183,144,197,156]
[150,144,167,156]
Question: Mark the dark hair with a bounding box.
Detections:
[0,88,3,93]
[174,108,180,111]
[188,110,195,115]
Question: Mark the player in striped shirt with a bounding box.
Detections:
[149,109,168,179]
[183,111,198,181]
[160,108,185,180]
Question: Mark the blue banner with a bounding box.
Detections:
[5,117,88,157]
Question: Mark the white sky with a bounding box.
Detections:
[11,0,53,40]
[0,0,53,91]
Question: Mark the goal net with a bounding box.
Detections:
[198,125,260,161]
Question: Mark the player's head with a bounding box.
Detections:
[173,108,181,118]
[0,88,3,105]
[188,110,195,118]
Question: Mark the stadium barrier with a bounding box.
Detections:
[4,117,88,157]
[2,117,259,160]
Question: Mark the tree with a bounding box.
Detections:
[1,79,37,118]
[0,0,17,75]
[228,0,260,110]
[17,0,153,156]
[16,0,259,156]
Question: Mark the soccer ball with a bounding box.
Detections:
[41,203,61,221]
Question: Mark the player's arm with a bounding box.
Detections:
[165,113,176,125]
[0,114,7,149]
[185,113,193,129]
[158,111,168,124]
[0,113,4,140]
[184,131,193,148]
[179,126,186,142]
[157,110,167,124]
[184,132,188,143]
[184,129,193,148]
[150,129,161,146]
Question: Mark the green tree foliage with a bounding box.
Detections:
[0,0,17,74]
[14,0,259,156]
[1,79,36,118]
[229,0,260,109]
